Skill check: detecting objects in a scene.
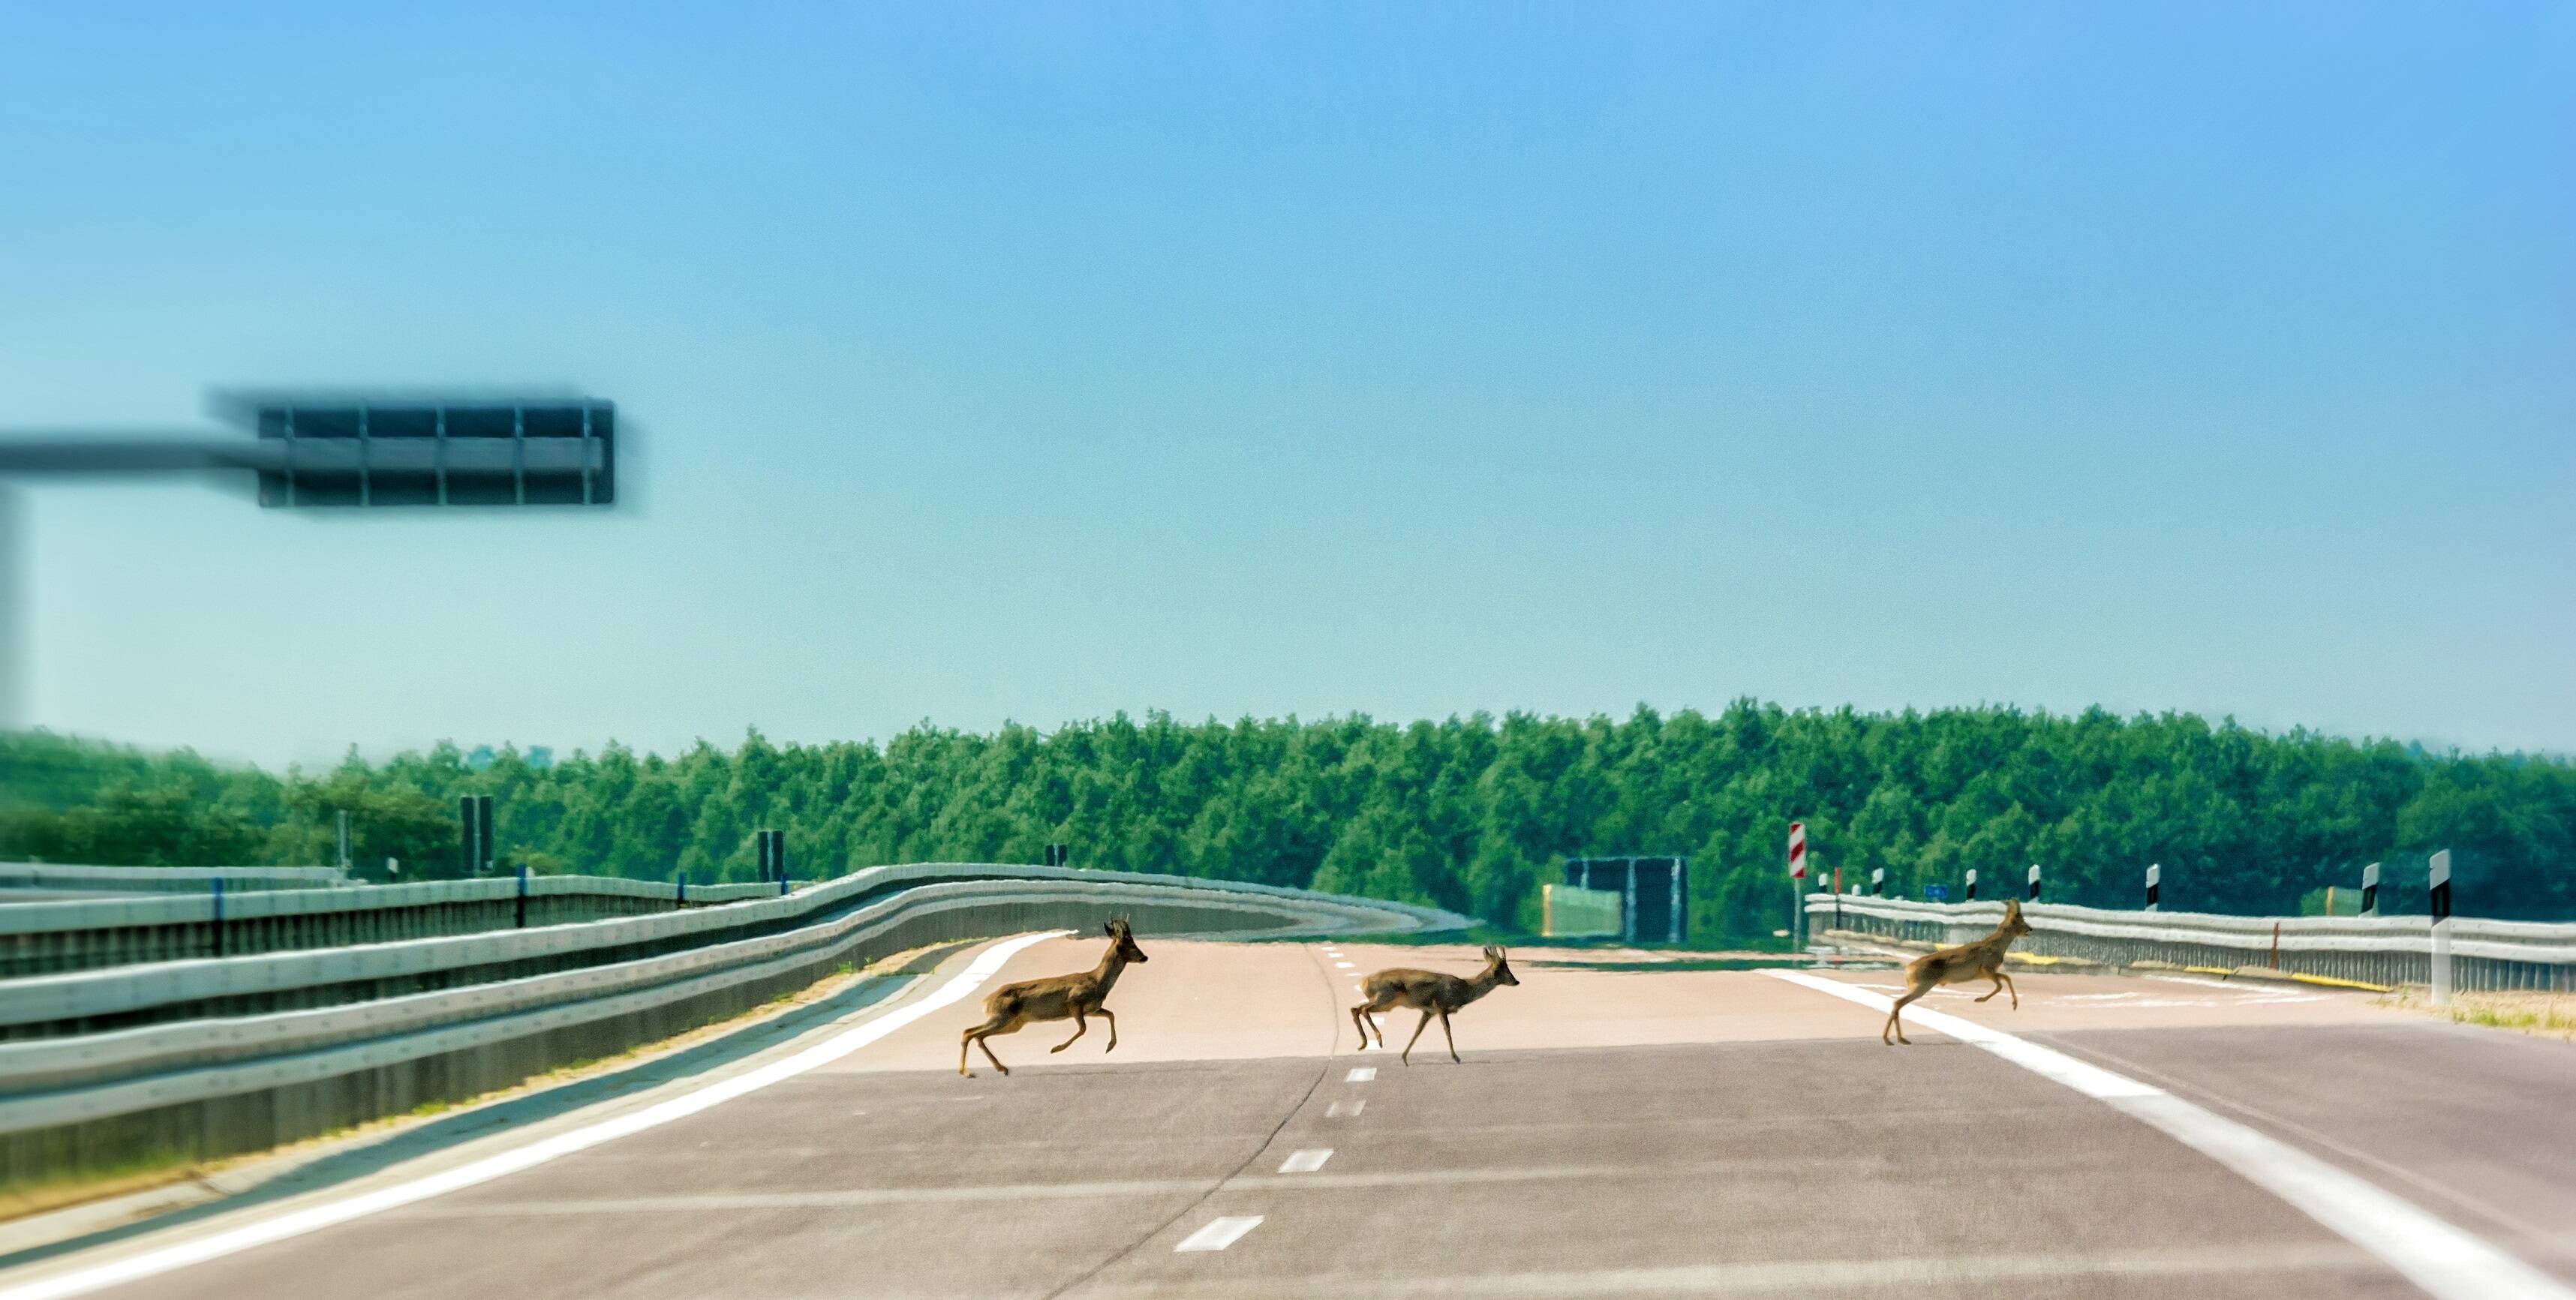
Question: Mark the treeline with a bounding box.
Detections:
[5,704,2572,936]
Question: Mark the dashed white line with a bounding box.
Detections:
[1765,971,2576,1300]
[1174,1215,1264,1253]
[1334,961,1356,969]
[1345,1067,1377,1082]
[1327,1099,1366,1118]
[1277,1148,1334,1174]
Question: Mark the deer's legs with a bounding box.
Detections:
[1352,999,1392,1049]
[1050,1010,1089,1054]
[975,1032,1012,1076]
[1975,974,2005,1003]
[1399,1010,1434,1065]
[1097,1008,1118,1052]
[1438,1009,1459,1064]
[962,1010,1021,1077]
[1883,985,1928,1045]
[1998,971,2018,1009]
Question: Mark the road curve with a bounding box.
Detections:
[3,935,2568,1300]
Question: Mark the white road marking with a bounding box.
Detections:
[1278,1148,1334,1174]
[0,931,1072,1300]
[1327,1099,1366,1118]
[1335,961,1356,968]
[1766,971,2576,1300]
[1346,1067,1378,1082]
[1174,1215,1264,1253]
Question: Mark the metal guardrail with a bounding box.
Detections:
[1807,893,2576,992]
[0,863,1465,1036]
[0,866,1462,1196]
[0,863,349,894]
[0,872,777,977]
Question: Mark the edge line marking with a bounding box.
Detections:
[0,931,1069,1300]
[1762,970,2572,1300]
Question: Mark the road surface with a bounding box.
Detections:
[4,935,2569,1299]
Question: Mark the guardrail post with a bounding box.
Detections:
[210,877,226,958]
[675,871,687,909]
[516,864,530,929]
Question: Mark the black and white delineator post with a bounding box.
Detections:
[1964,869,1979,902]
[2027,863,2042,902]
[755,829,786,884]
[2145,862,2162,911]
[1045,842,1069,868]
[1870,866,1885,896]
[2429,849,2454,1006]
[2361,861,2380,917]
[335,811,351,875]
[1786,822,1808,947]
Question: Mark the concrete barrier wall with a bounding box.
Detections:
[0,872,1458,1201]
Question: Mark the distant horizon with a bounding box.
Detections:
[13,696,2570,778]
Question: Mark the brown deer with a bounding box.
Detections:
[959,919,1150,1077]
[1883,898,2032,1045]
[1348,946,1519,1065]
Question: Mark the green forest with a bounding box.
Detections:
[5,704,2571,938]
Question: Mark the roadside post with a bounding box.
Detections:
[2145,863,2161,911]
[1965,869,1978,902]
[2027,863,2042,902]
[2430,850,2454,1006]
[1787,822,1808,949]
[2361,861,2379,917]
[1870,866,1884,897]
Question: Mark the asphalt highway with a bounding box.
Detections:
[3,935,2568,1300]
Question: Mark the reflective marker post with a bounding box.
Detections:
[2429,850,2454,1006]
[2027,863,2042,902]
[1786,822,1808,949]
[1870,866,1885,897]
[2145,863,2161,912]
[2361,861,2380,917]
[1964,869,1978,902]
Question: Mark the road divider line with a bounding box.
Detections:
[1277,1148,1333,1174]
[1327,1099,1365,1118]
[1764,971,2575,1300]
[1346,1067,1377,1082]
[0,931,1070,1300]
[1174,1216,1264,1253]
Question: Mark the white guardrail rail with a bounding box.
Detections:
[1807,893,2576,992]
[0,864,1468,1196]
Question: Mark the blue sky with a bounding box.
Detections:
[2,2,2569,768]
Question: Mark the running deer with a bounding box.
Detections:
[1348,946,1519,1064]
[1883,898,2032,1045]
[960,919,1150,1077]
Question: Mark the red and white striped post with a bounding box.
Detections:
[1787,822,1808,947]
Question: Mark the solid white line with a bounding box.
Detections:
[1763,971,2575,1300]
[1174,1215,1264,1253]
[1277,1148,1334,1174]
[0,931,1069,1300]
[1345,1067,1377,1082]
